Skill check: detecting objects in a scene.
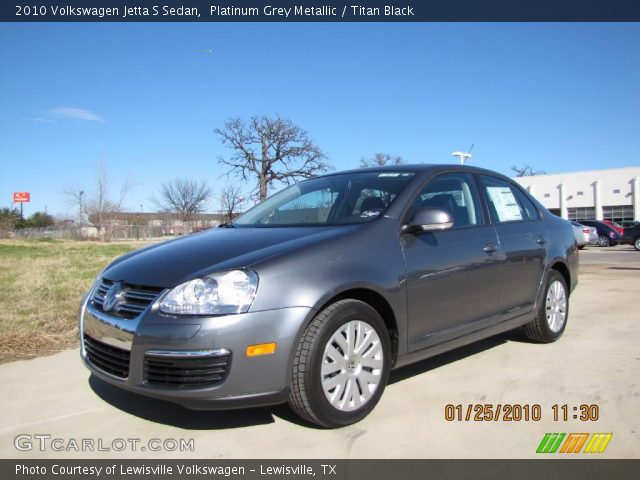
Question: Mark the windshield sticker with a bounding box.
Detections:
[486,187,523,222]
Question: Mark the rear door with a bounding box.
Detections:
[477,175,547,318]
[402,172,503,352]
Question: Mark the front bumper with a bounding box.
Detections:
[79,291,313,410]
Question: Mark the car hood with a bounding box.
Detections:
[103,226,358,288]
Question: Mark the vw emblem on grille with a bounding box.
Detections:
[103,282,124,312]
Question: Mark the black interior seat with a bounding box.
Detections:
[421,194,470,227]
[360,196,385,214]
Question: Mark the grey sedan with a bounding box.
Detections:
[80,165,578,427]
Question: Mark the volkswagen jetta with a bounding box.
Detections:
[80,165,578,427]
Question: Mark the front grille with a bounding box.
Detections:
[92,278,163,319]
[84,335,130,378]
[144,352,231,389]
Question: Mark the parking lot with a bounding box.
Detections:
[0,245,638,459]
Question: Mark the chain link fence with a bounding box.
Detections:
[8,223,218,241]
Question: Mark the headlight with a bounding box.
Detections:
[159,270,258,315]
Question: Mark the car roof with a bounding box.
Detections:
[315,163,515,181]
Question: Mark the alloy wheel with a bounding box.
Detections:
[598,235,610,247]
[545,280,567,333]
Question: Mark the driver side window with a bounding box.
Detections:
[411,173,482,228]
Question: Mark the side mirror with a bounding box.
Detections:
[402,207,454,234]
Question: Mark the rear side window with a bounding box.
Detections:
[478,175,538,223]
[511,186,541,221]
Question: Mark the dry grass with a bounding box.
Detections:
[0,239,136,363]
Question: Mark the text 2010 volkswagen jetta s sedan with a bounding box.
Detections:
[80,165,578,427]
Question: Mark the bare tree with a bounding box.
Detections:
[511,164,546,177]
[87,161,134,240]
[62,183,86,226]
[219,184,244,223]
[215,116,330,202]
[359,153,405,168]
[153,178,214,225]
[63,161,135,240]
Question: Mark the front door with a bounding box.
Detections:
[402,172,504,352]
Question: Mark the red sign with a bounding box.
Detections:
[13,192,30,203]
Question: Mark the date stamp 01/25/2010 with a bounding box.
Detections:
[444,403,600,422]
[444,403,613,455]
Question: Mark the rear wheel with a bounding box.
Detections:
[598,235,611,247]
[634,237,640,251]
[523,270,569,343]
[289,299,391,428]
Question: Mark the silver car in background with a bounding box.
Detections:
[570,221,598,249]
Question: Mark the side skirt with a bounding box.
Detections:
[393,310,535,370]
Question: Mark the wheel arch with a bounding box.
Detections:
[550,261,571,296]
[312,288,400,366]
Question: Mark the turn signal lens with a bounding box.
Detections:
[246,343,277,357]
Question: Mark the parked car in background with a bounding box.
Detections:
[79,165,578,427]
[621,223,640,251]
[579,220,622,247]
[620,220,639,229]
[570,221,598,249]
[602,219,624,235]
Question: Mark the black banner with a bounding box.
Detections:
[2,460,640,480]
[3,0,640,22]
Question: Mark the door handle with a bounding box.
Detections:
[483,244,497,253]
[536,237,546,245]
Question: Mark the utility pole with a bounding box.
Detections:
[139,204,144,240]
[79,191,84,226]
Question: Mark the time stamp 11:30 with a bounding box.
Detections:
[444,404,600,422]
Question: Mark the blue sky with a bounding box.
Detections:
[1,23,639,217]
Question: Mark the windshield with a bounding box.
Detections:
[233,171,416,227]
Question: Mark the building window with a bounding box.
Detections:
[568,207,596,221]
[544,193,550,198]
[577,191,584,196]
[603,205,633,223]
[613,189,621,194]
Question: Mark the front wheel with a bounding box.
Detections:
[289,299,391,428]
[523,270,569,343]
[634,237,640,251]
[598,235,611,247]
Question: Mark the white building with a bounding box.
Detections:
[513,166,640,222]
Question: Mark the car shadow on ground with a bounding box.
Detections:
[88,375,275,430]
[89,329,528,430]
[388,330,524,385]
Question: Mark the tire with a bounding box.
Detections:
[634,237,640,251]
[578,245,585,250]
[523,270,569,343]
[598,235,611,247]
[289,299,391,428]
